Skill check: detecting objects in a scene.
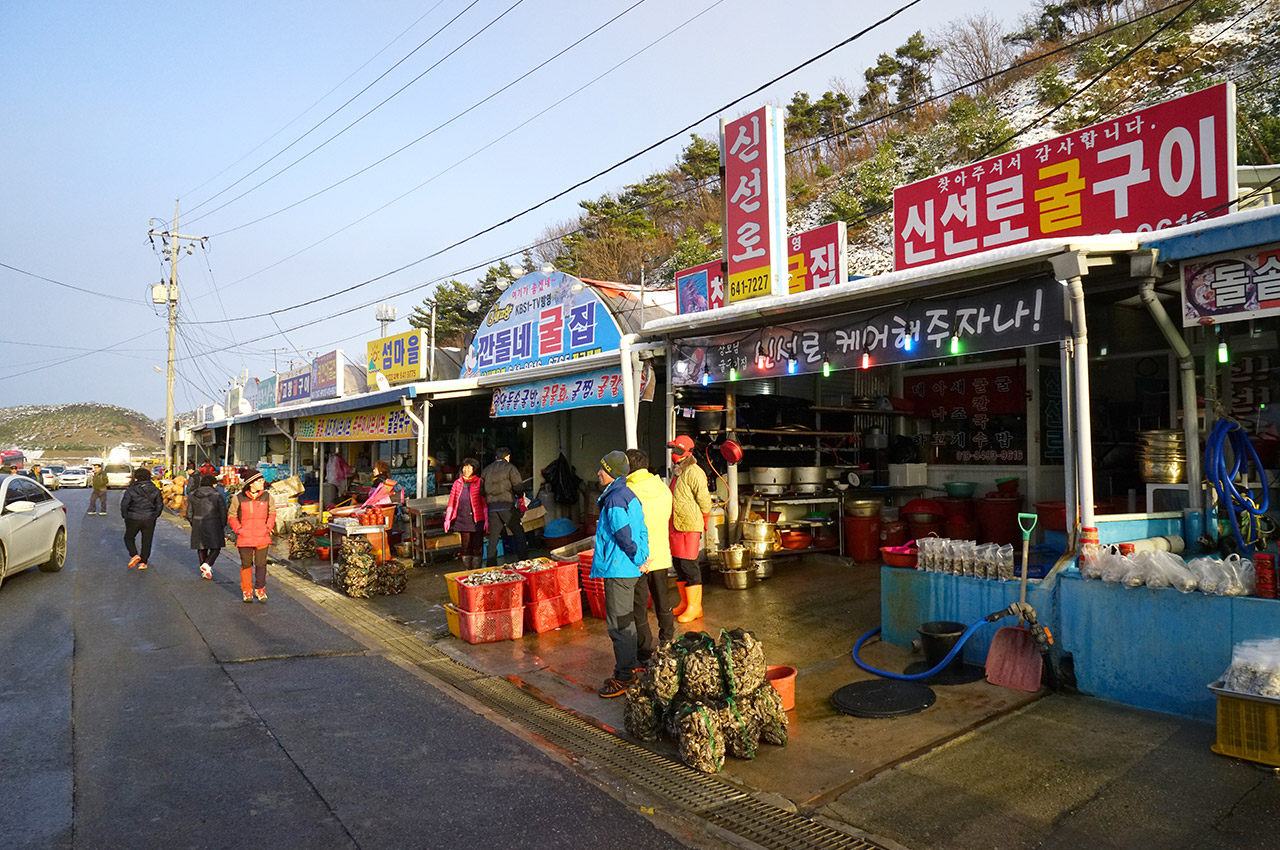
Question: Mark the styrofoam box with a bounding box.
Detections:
[889,463,928,487]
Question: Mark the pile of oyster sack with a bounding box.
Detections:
[334,536,407,598]
[624,629,788,773]
[288,520,317,560]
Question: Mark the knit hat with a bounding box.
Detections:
[600,450,629,479]
[667,435,695,457]
[242,470,265,488]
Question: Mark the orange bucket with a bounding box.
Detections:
[765,664,797,711]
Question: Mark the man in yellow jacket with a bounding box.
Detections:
[625,448,674,660]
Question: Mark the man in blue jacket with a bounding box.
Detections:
[590,450,650,698]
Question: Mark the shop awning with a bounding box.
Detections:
[1138,204,1280,262]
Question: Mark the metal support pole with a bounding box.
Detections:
[619,334,640,449]
[726,389,739,534]
[1060,339,1078,550]
[429,302,437,382]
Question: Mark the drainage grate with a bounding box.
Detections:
[270,565,893,850]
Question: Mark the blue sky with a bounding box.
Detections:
[1,0,1027,417]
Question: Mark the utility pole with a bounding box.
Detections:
[148,201,206,477]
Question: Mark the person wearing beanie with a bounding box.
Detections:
[228,471,276,603]
[481,447,528,566]
[667,435,712,622]
[120,466,164,570]
[591,449,650,698]
[624,448,674,656]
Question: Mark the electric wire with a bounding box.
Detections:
[0,260,151,306]
[0,329,163,383]
[183,0,926,326]
[188,0,727,304]
[181,1,450,200]
[186,0,522,225]
[184,0,481,216]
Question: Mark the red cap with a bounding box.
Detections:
[668,435,695,456]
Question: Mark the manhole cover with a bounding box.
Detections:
[830,680,935,718]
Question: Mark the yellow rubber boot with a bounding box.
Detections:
[676,584,703,623]
[672,581,689,617]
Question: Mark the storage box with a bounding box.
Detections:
[423,532,462,550]
[444,566,508,605]
[584,586,606,619]
[451,603,524,644]
[445,603,461,638]
[515,561,579,603]
[524,589,584,633]
[889,463,928,487]
[1210,682,1280,767]
[455,572,524,612]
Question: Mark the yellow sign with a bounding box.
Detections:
[728,266,772,303]
[295,405,415,442]
[366,329,424,388]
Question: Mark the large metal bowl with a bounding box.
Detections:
[719,546,746,570]
[742,520,778,543]
[742,539,776,558]
[845,499,881,518]
[722,567,756,589]
[751,557,774,579]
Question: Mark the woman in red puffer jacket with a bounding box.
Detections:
[444,458,487,570]
[228,472,276,604]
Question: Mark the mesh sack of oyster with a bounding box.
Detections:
[674,703,725,773]
[623,689,664,743]
[711,697,760,760]
[717,628,765,696]
[745,681,789,746]
[676,633,724,703]
[288,520,316,560]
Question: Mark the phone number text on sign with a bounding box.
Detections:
[893,83,1235,270]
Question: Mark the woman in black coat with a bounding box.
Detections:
[185,473,228,580]
[120,466,164,570]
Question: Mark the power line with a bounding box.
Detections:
[0,260,150,306]
[0,328,163,382]
[188,0,727,305]
[183,0,926,327]
[208,0,651,237]
[184,0,480,216]
[186,0,522,225]
[181,1,451,200]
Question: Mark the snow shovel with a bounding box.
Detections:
[985,512,1047,692]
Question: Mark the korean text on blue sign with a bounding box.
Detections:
[461,271,622,378]
[490,366,651,417]
[277,366,312,404]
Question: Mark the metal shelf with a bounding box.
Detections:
[811,406,916,416]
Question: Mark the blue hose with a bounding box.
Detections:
[851,619,990,681]
[1204,418,1271,554]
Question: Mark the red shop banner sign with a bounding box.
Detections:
[893,83,1237,271]
[905,366,1027,465]
[788,221,848,294]
[721,105,787,304]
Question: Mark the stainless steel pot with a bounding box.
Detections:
[792,467,825,486]
[742,538,776,558]
[753,484,786,496]
[719,546,746,570]
[791,483,823,495]
[846,499,881,518]
[723,567,756,589]
[751,557,774,579]
[742,520,778,543]
[749,467,791,486]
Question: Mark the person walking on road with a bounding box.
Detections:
[120,467,163,570]
[228,471,275,604]
[668,436,712,623]
[89,463,109,515]
[444,457,487,570]
[624,448,675,658]
[590,451,649,699]
[481,447,527,566]
[186,473,228,580]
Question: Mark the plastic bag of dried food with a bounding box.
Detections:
[710,697,759,760]
[1079,544,1113,580]
[716,628,765,697]
[1219,554,1255,597]
[746,683,789,746]
[1221,638,1280,697]
[623,688,663,742]
[1120,551,1152,588]
[677,633,724,703]
[1099,548,1132,584]
[997,544,1016,582]
[675,703,725,773]
[1143,550,1198,593]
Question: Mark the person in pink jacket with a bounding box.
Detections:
[444,458,488,570]
[228,471,276,603]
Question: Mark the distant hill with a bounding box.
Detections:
[0,404,164,455]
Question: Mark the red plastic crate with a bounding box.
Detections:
[455,572,524,612]
[581,575,604,594]
[584,587,607,619]
[516,561,579,603]
[524,589,584,633]
[455,604,524,644]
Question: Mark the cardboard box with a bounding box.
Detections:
[423,532,462,550]
[889,463,928,487]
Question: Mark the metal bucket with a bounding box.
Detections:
[742,538,775,558]
[723,567,756,589]
[751,557,775,579]
[742,520,778,543]
[719,546,746,571]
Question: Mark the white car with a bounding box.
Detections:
[40,465,64,490]
[104,463,132,489]
[0,474,67,590]
[58,467,89,488]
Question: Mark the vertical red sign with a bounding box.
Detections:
[722,105,787,304]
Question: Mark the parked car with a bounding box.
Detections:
[40,465,65,490]
[0,474,67,590]
[58,467,89,488]
[104,463,132,489]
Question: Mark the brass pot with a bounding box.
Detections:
[845,499,881,518]
[722,567,756,589]
[719,546,746,570]
[742,538,776,558]
[751,557,775,579]
[742,520,778,543]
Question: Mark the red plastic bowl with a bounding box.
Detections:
[880,545,918,568]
